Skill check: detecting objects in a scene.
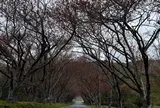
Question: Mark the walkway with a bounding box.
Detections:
[64,96,90,108]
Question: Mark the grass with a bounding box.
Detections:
[151,76,160,106]
[153,106,160,108]
[88,104,160,108]
[0,100,72,108]
[89,106,160,108]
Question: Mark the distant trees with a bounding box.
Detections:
[75,58,101,104]
[63,56,111,105]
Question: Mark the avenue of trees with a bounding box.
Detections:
[0,0,160,108]
[54,0,160,108]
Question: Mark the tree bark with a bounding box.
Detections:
[108,90,112,108]
[7,78,17,102]
[141,53,151,108]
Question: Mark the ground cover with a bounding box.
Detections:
[0,101,72,108]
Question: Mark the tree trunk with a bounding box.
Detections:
[7,79,17,102]
[140,92,151,108]
[114,75,123,108]
[142,53,151,108]
[108,90,112,108]
[140,93,147,108]
[98,75,101,108]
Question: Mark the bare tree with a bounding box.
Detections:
[57,0,160,107]
[0,0,75,101]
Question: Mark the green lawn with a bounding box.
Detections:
[153,106,160,108]
[89,106,160,108]
[88,105,160,108]
[0,100,72,108]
